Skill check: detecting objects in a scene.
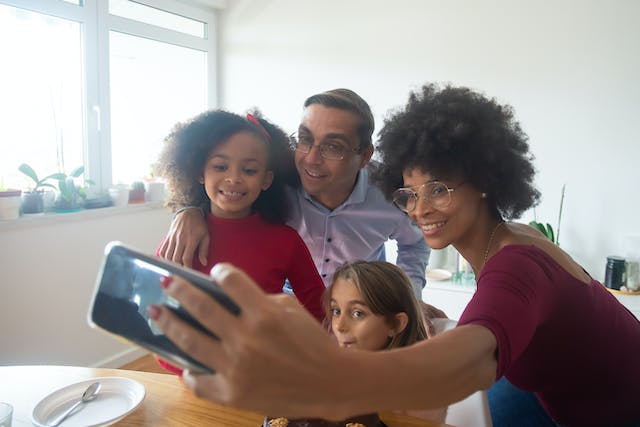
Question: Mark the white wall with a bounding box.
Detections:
[0,206,171,366]
[219,0,640,280]
[2,0,639,368]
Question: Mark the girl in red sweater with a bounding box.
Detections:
[154,110,325,374]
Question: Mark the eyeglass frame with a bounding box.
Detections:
[392,181,465,213]
[289,132,361,160]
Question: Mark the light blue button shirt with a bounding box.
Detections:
[286,167,429,298]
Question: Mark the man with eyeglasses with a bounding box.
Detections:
[160,88,430,298]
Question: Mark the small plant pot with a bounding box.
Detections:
[144,181,165,202]
[21,190,45,214]
[0,189,22,220]
[53,196,83,213]
[109,186,130,207]
[128,188,146,204]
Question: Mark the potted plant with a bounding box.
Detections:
[0,187,22,220]
[530,184,566,246]
[128,181,146,204]
[143,164,165,202]
[18,163,65,214]
[53,166,94,212]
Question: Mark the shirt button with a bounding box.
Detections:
[327,238,332,242]
[322,274,327,278]
[325,258,330,262]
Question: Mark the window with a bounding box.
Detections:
[0,3,83,189]
[0,0,219,191]
[109,31,207,184]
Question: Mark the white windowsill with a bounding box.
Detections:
[0,201,166,232]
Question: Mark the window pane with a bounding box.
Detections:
[109,31,207,184]
[109,0,205,38]
[0,4,84,190]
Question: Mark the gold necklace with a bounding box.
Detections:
[483,221,506,267]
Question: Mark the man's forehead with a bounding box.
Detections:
[299,104,360,136]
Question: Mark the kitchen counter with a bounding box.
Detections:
[422,276,640,321]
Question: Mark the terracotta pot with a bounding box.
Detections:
[128,188,146,204]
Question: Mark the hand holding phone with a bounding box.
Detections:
[88,241,240,374]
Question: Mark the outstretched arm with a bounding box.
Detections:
[151,263,498,419]
[158,207,209,267]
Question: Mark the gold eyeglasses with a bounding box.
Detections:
[392,181,463,213]
[289,132,359,161]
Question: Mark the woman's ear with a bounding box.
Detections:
[389,312,409,337]
[199,175,205,184]
[262,170,274,191]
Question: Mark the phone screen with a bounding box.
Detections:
[89,242,239,374]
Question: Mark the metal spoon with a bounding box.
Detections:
[49,381,101,427]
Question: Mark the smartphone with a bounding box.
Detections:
[88,241,240,374]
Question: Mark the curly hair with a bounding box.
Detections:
[373,83,540,220]
[155,109,294,224]
[324,260,427,350]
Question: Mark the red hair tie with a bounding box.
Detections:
[246,113,271,141]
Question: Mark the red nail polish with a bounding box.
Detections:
[160,276,173,289]
[147,305,161,320]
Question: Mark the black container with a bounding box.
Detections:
[604,256,626,290]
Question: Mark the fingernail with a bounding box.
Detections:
[210,263,227,278]
[147,305,161,320]
[161,276,173,289]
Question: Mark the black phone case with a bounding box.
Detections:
[88,241,240,374]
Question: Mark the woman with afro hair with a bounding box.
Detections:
[148,86,640,427]
[373,83,640,427]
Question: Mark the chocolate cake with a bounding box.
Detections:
[263,413,386,427]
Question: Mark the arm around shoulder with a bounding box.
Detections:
[158,206,210,268]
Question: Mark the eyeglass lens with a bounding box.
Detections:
[393,182,452,212]
[291,134,347,160]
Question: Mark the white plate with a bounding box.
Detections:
[426,268,453,281]
[32,377,145,427]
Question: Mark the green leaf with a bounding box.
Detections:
[41,173,66,183]
[57,179,69,196]
[529,221,548,236]
[545,223,555,244]
[18,163,38,184]
[70,166,84,178]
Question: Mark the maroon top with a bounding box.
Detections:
[459,245,640,426]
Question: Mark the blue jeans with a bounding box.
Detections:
[490,377,640,427]
[488,377,556,427]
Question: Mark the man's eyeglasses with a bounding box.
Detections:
[392,181,463,213]
[290,133,359,160]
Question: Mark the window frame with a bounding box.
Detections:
[0,0,220,189]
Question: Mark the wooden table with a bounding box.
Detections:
[0,366,452,427]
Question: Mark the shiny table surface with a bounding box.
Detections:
[0,365,452,427]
